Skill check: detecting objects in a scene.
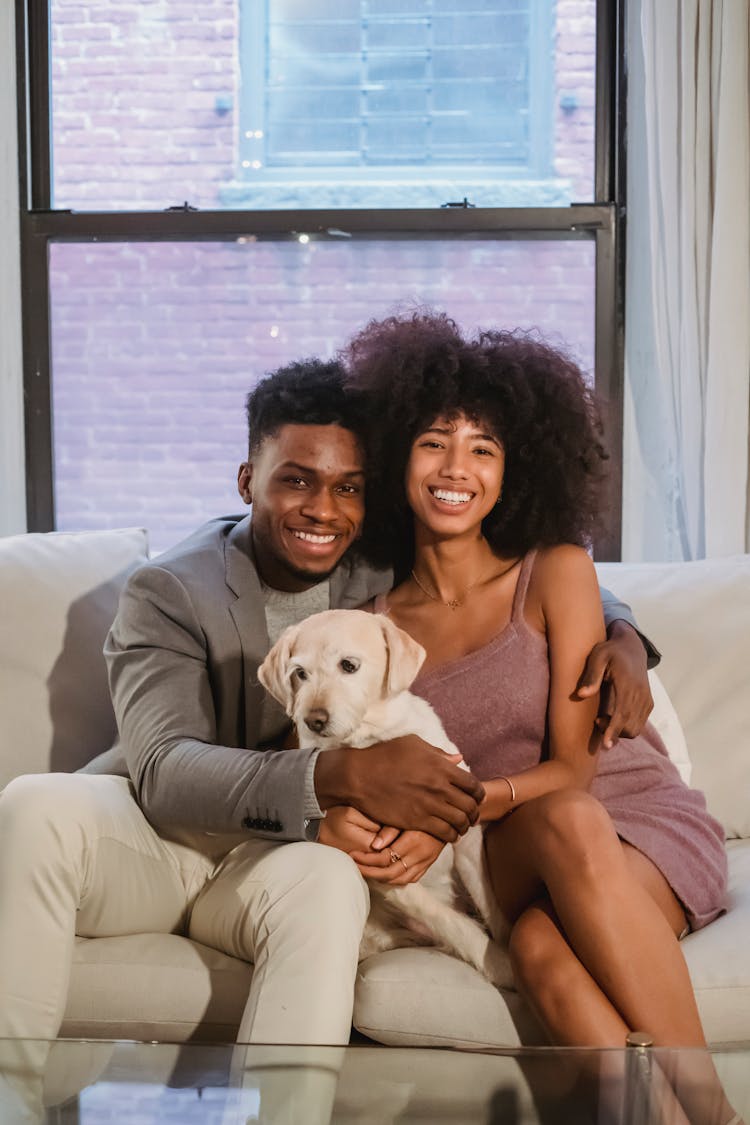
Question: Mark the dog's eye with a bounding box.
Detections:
[293,667,308,681]
[339,659,360,674]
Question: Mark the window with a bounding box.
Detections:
[48,237,595,552]
[20,0,624,558]
[234,1,557,209]
[49,0,595,211]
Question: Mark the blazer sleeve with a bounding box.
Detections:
[105,563,317,841]
[600,585,661,669]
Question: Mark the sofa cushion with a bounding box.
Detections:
[0,528,148,785]
[681,838,750,1045]
[596,555,750,838]
[354,947,544,1049]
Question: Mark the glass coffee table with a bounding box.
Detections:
[3,1038,745,1124]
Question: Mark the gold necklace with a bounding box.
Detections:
[410,557,519,610]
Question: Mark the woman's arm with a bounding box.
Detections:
[481,545,605,822]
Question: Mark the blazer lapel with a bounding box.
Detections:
[223,522,393,746]
[225,516,269,750]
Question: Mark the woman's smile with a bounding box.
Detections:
[407,415,504,534]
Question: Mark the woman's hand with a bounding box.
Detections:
[349,830,446,885]
[318,806,383,854]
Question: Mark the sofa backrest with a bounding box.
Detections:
[0,528,148,786]
[596,555,750,840]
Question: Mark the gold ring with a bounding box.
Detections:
[389,850,401,864]
[399,857,408,872]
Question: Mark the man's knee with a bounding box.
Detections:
[0,773,129,858]
[274,843,369,920]
[242,842,370,944]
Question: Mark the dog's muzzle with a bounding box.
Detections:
[304,709,329,735]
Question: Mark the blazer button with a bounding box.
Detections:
[271,820,282,833]
[242,815,258,830]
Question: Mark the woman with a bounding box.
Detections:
[337,311,734,1124]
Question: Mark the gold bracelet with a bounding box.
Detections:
[499,775,516,803]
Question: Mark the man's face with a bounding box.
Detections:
[238,424,366,592]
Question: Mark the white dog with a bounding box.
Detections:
[258,608,512,988]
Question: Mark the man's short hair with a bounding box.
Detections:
[246,358,368,455]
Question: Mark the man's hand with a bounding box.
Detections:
[314,736,484,843]
[574,619,653,747]
[350,830,445,886]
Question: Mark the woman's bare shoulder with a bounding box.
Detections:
[534,543,595,577]
[529,545,598,612]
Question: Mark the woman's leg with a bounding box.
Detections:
[509,901,736,1125]
[485,789,703,1046]
[509,899,629,1047]
[485,790,739,1124]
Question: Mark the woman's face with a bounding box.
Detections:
[405,414,505,537]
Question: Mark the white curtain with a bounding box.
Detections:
[623,0,750,561]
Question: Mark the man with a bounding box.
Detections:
[0,358,654,1053]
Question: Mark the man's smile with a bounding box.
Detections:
[290,530,338,544]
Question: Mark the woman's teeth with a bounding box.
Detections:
[432,489,472,504]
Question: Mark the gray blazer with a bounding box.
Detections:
[101,514,654,842]
[102,515,391,841]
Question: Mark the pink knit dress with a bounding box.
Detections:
[378,550,728,931]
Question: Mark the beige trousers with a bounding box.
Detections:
[0,772,369,1048]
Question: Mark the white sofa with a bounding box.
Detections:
[0,528,748,1047]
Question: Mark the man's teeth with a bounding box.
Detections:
[432,489,472,504]
[293,531,337,543]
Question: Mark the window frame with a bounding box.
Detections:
[16,0,626,560]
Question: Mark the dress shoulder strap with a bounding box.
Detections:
[510,549,538,623]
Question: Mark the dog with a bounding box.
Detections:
[258,608,512,988]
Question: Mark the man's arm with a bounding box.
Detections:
[107,564,483,843]
[574,585,660,746]
[600,587,661,668]
[314,738,484,843]
[106,563,318,841]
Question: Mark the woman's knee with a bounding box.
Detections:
[527,789,618,875]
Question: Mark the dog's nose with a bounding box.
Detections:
[305,709,329,735]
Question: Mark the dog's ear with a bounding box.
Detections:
[257,624,300,712]
[377,615,426,695]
